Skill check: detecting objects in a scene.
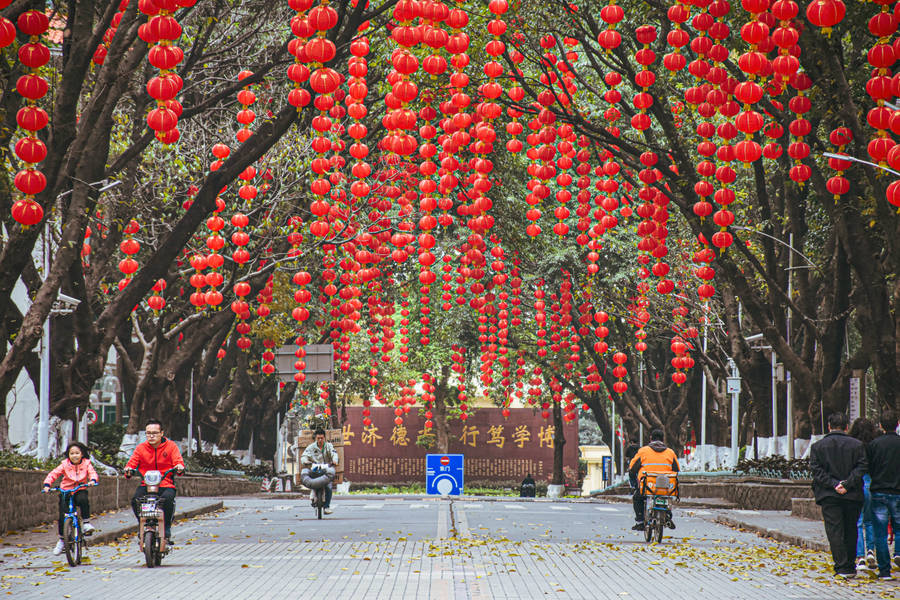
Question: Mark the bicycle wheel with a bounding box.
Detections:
[62,518,80,566]
[655,520,664,544]
[143,531,156,568]
[643,516,653,543]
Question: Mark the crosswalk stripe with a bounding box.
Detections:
[362,503,384,509]
[594,506,621,512]
[550,506,572,511]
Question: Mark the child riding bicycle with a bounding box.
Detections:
[42,442,99,555]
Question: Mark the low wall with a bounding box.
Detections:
[678,477,813,510]
[1,468,258,533]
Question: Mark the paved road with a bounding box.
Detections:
[1,496,896,599]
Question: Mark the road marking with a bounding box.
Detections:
[436,503,449,539]
[456,507,471,538]
[505,504,527,510]
[594,506,621,512]
[735,509,761,515]
[362,503,384,509]
[462,503,483,509]
[550,506,572,511]
[409,503,430,509]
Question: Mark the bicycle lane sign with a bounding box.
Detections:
[426,454,463,496]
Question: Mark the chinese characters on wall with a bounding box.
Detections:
[342,407,578,484]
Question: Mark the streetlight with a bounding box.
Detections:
[37,293,80,459]
[725,358,741,466]
[731,226,821,460]
[37,179,121,459]
[745,332,779,457]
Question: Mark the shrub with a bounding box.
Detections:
[0,451,57,471]
[734,455,811,479]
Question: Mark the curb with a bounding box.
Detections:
[88,501,224,546]
[602,495,738,510]
[714,515,828,552]
[256,493,597,503]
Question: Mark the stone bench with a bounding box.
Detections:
[791,497,822,520]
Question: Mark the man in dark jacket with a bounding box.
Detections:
[624,439,640,490]
[810,412,868,578]
[520,474,536,498]
[868,410,900,580]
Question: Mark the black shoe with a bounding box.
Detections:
[631,522,645,531]
[834,572,855,580]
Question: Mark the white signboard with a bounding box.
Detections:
[849,377,861,422]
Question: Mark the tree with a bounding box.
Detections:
[3,0,896,460]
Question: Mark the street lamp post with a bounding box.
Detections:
[37,292,80,459]
[37,179,120,459]
[786,233,794,460]
[746,333,778,456]
[699,301,709,469]
[730,227,817,461]
[726,358,741,467]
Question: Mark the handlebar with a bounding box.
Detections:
[46,482,97,494]
[124,465,183,481]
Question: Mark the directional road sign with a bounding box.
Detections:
[426,454,464,496]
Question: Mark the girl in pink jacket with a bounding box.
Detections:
[42,442,98,555]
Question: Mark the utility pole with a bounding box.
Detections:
[187,370,194,457]
[726,358,741,467]
[786,232,794,460]
[699,301,708,469]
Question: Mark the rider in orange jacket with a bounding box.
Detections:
[628,428,679,531]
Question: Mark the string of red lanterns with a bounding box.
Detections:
[12,9,51,227]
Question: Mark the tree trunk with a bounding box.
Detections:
[433,388,450,454]
[0,414,11,451]
[551,400,565,486]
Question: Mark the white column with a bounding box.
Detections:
[610,400,616,482]
[37,315,51,460]
[187,370,194,457]
[786,233,794,460]
[699,302,708,469]
[771,350,778,456]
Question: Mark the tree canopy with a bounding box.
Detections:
[1,0,897,455]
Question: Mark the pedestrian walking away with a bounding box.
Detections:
[867,410,900,580]
[809,412,868,579]
[849,417,878,574]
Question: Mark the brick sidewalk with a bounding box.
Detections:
[4,537,893,600]
[0,496,223,565]
[3,497,896,599]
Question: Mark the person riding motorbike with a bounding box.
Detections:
[124,419,185,544]
[628,428,679,531]
[300,428,339,514]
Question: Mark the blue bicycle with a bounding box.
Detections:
[48,482,95,566]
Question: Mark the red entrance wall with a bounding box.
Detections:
[341,407,579,486]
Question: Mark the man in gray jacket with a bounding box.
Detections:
[301,428,339,514]
[810,412,868,579]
